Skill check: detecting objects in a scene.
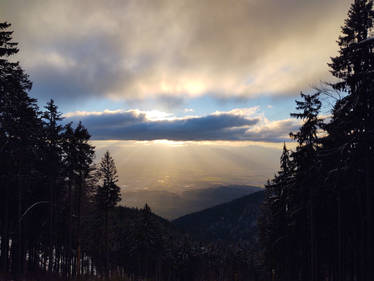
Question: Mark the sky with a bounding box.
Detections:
[1,0,352,213]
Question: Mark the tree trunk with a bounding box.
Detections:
[76,174,82,278]
[48,177,54,273]
[16,174,23,280]
[337,193,343,281]
[1,178,9,273]
[310,190,317,281]
[105,208,109,278]
[365,140,372,281]
[66,179,73,278]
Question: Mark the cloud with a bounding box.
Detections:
[65,107,300,142]
[1,0,351,104]
[245,118,300,142]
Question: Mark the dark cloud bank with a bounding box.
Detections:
[66,110,299,142]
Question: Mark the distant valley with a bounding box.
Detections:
[123,185,262,219]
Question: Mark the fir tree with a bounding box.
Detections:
[41,99,64,271]
[94,151,121,277]
[290,92,323,281]
[0,21,42,277]
[327,1,374,280]
[61,122,95,278]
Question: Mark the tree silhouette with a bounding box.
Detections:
[259,1,374,280]
[41,99,64,272]
[94,151,121,277]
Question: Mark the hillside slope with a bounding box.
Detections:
[124,185,262,219]
[173,190,265,242]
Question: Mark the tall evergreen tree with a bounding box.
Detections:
[61,122,95,278]
[94,151,121,277]
[259,92,323,281]
[95,151,121,212]
[41,99,64,271]
[0,21,42,278]
[290,92,323,281]
[259,2,374,281]
[328,1,374,280]
[258,144,295,281]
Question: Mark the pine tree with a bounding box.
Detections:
[61,122,95,278]
[259,92,323,281]
[41,99,64,271]
[258,144,295,281]
[94,151,121,277]
[290,92,323,281]
[95,151,121,211]
[329,0,374,92]
[327,1,374,280]
[0,21,42,277]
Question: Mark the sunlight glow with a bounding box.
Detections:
[153,139,185,146]
[143,110,174,121]
[184,80,205,95]
[92,139,296,149]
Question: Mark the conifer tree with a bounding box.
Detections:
[259,2,374,280]
[61,122,94,278]
[327,1,374,280]
[0,21,42,277]
[290,92,323,281]
[95,151,121,277]
[258,143,295,281]
[259,92,323,281]
[41,99,64,270]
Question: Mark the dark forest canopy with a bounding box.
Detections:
[258,1,374,281]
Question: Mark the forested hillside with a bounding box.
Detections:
[173,190,264,242]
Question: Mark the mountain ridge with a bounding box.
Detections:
[124,185,262,219]
[172,190,265,242]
